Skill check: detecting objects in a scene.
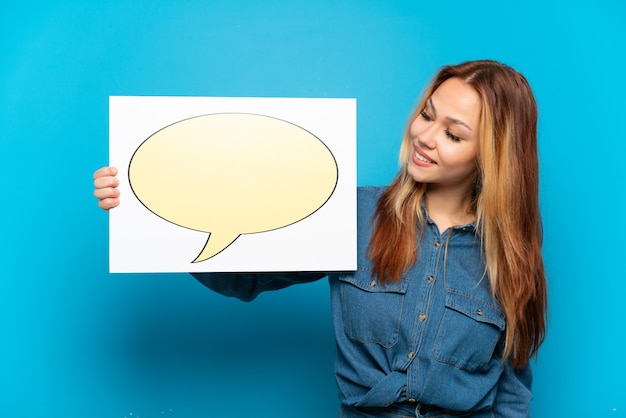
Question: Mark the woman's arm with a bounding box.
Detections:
[492,358,533,417]
[191,272,327,302]
[93,166,327,300]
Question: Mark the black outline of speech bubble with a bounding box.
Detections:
[128,112,339,263]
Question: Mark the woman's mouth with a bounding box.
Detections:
[414,149,435,164]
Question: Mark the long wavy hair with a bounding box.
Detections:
[368,60,547,368]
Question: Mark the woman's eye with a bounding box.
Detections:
[445,129,461,142]
[420,110,432,121]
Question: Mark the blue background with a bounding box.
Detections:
[2,1,625,417]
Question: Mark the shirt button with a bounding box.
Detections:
[419,313,427,322]
[408,352,415,359]
[435,241,441,248]
[370,280,377,287]
[476,309,483,316]
[408,398,416,403]
[427,275,434,283]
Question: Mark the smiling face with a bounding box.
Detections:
[406,77,482,196]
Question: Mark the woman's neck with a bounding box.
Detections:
[424,186,475,234]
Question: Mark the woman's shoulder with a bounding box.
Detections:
[356,186,387,220]
[357,185,387,201]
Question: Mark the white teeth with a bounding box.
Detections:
[415,151,433,163]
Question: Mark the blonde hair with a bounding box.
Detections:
[369,60,547,368]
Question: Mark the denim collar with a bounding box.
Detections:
[421,199,477,232]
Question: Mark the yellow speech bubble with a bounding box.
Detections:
[128,113,338,263]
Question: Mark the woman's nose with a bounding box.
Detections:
[417,123,437,149]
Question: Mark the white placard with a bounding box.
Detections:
[109,96,356,273]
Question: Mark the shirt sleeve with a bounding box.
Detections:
[190,272,327,302]
[492,357,533,417]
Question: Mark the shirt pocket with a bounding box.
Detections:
[433,291,505,372]
[338,270,409,348]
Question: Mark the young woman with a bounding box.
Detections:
[94,60,547,417]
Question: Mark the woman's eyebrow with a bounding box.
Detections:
[427,97,473,131]
[426,98,436,115]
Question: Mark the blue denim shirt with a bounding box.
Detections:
[193,187,532,417]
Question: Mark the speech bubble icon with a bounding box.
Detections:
[128,113,338,263]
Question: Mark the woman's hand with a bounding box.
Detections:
[93,166,120,211]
